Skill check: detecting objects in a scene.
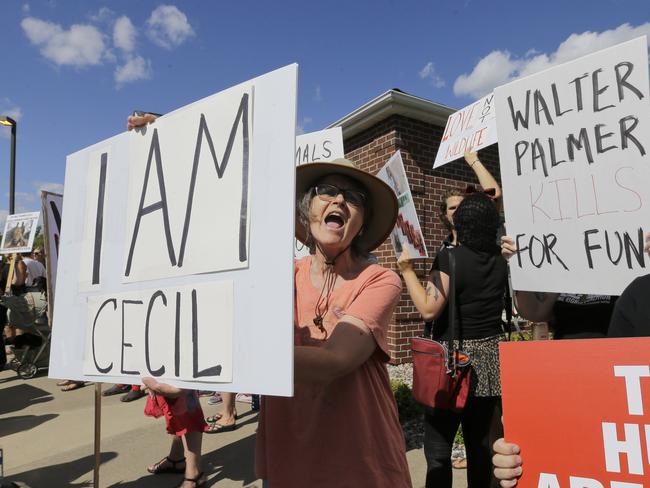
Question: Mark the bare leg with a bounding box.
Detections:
[147,436,185,473]
[219,392,236,425]
[181,431,204,486]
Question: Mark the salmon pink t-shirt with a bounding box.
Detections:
[255,256,411,488]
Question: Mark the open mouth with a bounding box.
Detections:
[324,213,345,229]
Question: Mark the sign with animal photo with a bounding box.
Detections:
[377,150,428,258]
[495,36,650,295]
[294,128,345,258]
[501,338,650,488]
[0,212,40,255]
[434,92,497,169]
[50,65,298,395]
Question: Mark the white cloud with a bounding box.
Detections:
[21,17,106,67]
[314,85,322,102]
[113,16,136,53]
[418,61,446,88]
[296,116,313,135]
[34,181,64,195]
[22,3,30,13]
[453,22,650,99]
[88,7,114,24]
[115,55,152,85]
[146,5,194,49]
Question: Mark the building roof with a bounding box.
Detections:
[327,89,456,139]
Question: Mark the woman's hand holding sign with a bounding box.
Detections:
[493,438,523,487]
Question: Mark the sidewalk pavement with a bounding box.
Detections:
[0,367,466,487]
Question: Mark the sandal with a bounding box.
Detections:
[177,472,206,487]
[147,456,186,474]
[452,458,467,469]
[205,420,237,433]
[205,411,237,423]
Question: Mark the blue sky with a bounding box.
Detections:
[0,0,649,223]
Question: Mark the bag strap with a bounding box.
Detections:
[447,247,457,374]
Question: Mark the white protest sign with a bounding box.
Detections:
[434,93,497,168]
[295,127,344,166]
[495,36,650,295]
[0,212,40,254]
[41,191,63,321]
[377,150,428,258]
[294,127,344,258]
[50,64,298,395]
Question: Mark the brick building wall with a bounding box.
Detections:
[344,114,501,363]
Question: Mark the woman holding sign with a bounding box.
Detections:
[255,158,411,487]
[398,192,507,488]
[129,112,411,486]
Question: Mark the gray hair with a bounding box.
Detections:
[296,187,371,258]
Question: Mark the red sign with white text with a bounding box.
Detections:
[500,338,650,488]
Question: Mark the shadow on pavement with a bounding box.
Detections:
[0,414,58,437]
[109,417,260,487]
[7,452,118,487]
[0,383,53,416]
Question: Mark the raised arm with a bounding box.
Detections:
[465,150,502,201]
[397,247,449,322]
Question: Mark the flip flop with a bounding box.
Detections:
[61,381,85,392]
[56,380,73,387]
[452,458,467,469]
[205,411,237,423]
[176,471,206,487]
[205,421,237,433]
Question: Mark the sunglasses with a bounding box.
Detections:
[314,184,366,207]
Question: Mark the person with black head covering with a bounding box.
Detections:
[398,191,507,488]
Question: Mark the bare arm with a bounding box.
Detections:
[13,260,26,287]
[465,150,502,201]
[397,247,449,322]
[294,316,377,385]
[142,377,183,398]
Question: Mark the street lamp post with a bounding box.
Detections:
[0,116,16,215]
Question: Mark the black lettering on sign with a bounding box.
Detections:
[121,299,143,375]
[191,289,222,378]
[92,298,116,374]
[174,291,181,377]
[124,129,177,276]
[177,93,250,267]
[507,91,531,131]
[145,290,167,377]
[49,199,62,257]
[92,152,108,285]
[614,62,645,102]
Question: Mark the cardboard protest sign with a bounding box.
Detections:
[495,36,650,295]
[49,64,298,395]
[377,150,428,258]
[0,212,40,254]
[434,93,497,168]
[41,191,63,323]
[294,127,345,258]
[295,127,344,166]
[500,338,650,488]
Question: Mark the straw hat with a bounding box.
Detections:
[295,158,398,253]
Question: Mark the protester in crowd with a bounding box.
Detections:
[255,157,410,487]
[492,233,650,487]
[129,113,411,487]
[142,377,207,488]
[500,236,616,339]
[439,150,502,247]
[398,192,506,488]
[31,247,46,266]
